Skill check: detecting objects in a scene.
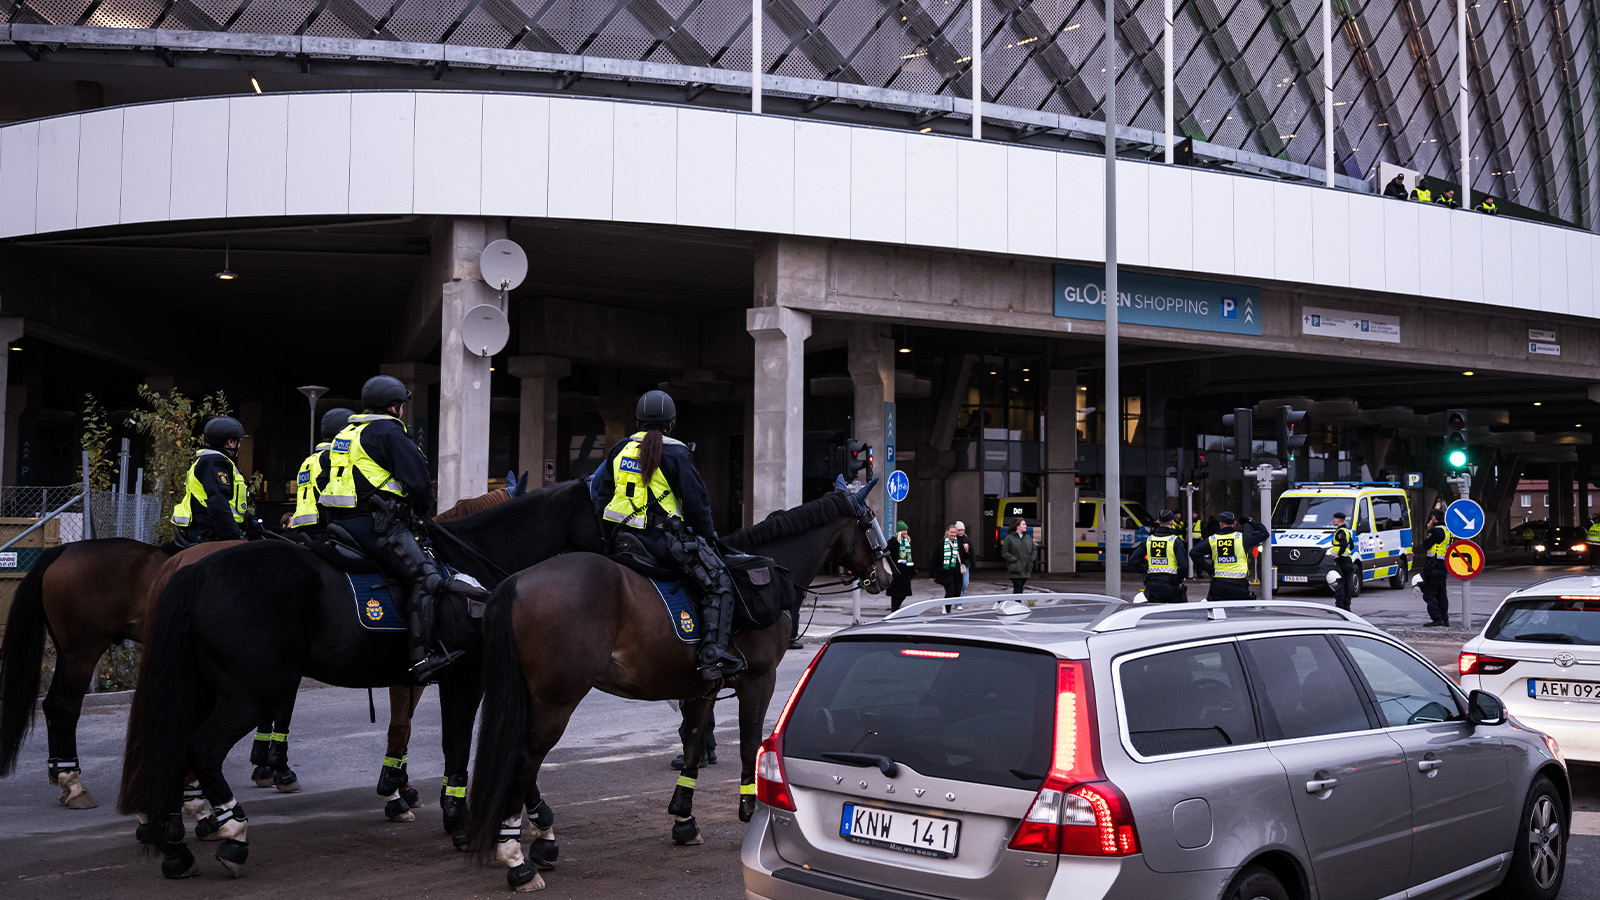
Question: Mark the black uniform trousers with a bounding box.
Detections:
[1421,559,1449,625]
[1143,574,1187,603]
[1332,556,1355,610]
[1206,576,1254,601]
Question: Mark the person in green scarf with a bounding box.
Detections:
[887,520,916,611]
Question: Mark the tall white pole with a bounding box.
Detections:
[752,0,762,113]
[1104,0,1121,599]
[1164,0,1174,163]
[973,0,983,139]
[1323,0,1334,186]
[1458,0,1469,201]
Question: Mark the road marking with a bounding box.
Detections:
[18,864,133,882]
[1573,811,1600,837]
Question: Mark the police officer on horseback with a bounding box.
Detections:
[592,390,745,682]
[171,416,251,546]
[320,376,460,684]
[288,408,352,533]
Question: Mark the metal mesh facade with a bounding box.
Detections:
[8,0,1600,224]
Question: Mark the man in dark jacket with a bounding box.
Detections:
[1131,509,1189,603]
[1191,512,1270,601]
[1384,174,1408,199]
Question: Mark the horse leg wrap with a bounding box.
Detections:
[529,799,554,831]
[507,862,545,892]
[384,790,415,822]
[161,814,184,846]
[529,838,558,870]
[265,734,288,770]
[527,799,557,869]
[161,843,200,879]
[181,784,209,820]
[56,769,97,809]
[442,774,470,848]
[375,756,408,796]
[668,783,695,818]
[47,757,77,786]
[402,785,421,808]
[671,815,703,846]
[251,732,274,786]
[216,839,250,878]
[273,767,300,793]
[495,814,525,866]
[212,802,248,842]
[251,765,274,787]
[135,813,156,845]
[739,794,757,823]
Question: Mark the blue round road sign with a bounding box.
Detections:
[886,470,910,503]
[1445,499,1485,540]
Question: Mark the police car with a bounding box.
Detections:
[1270,483,1413,595]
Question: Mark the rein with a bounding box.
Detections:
[421,514,512,585]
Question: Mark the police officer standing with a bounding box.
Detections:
[1329,511,1356,611]
[1130,509,1189,602]
[1190,511,1270,601]
[1418,509,1451,627]
[171,416,251,546]
[320,376,460,683]
[287,408,352,533]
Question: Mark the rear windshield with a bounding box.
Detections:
[1487,597,1600,645]
[1272,495,1353,530]
[784,640,1057,789]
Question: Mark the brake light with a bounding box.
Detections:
[1459,653,1516,676]
[1007,661,1139,857]
[900,648,961,659]
[754,645,829,812]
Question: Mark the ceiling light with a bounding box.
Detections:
[1534,401,1543,406]
[7,345,18,352]
[216,244,237,281]
[1461,370,1474,376]
[898,346,911,353]
[919,126,933,133]
[249,72,262,94]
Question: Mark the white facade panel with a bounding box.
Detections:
[734,115,794,233]
[548,99,614,221]
[1115,161,1150,267]
[348,93,414,215]
[1480,216,1514,309]
[1540,226,1570,314]
[286,93,352,216]
[1309,188,1350,287]
[76,108,124,230]
[36,116,80,234]
[957,141,1007,253]
[1233,177,1275,280]
[674,107,734,229]
[792,121,850,238]
[612,103,677,225]
[1415,205,1451,294]
[1346,194,1386,292]
[1448,211,1484,304]
[905,135,959,248]
[1190,169,1234,276]
[1508,219,1543,311]
[1056,152,1104,263]
[0,123,39,239]
[1381,201,1421,296]
[120,103,173,225]
[412,92,483,216]
[1006,145,1056,259]
[849,128,907,244]
[1146,164,1192,271]
[1273,183,1314,283]
[170,98,230,221]
[1568,232,1594,319]
[481,94,549,218]
[227,95,289,218]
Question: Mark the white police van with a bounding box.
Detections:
[1270,482,1413,595]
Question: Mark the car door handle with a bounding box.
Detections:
[1417,758,1443,773]
[1305,778,1339,793]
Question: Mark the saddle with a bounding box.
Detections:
[607,533,788,632]
[305,526,489,617]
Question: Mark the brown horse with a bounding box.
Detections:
[465,480,894,891]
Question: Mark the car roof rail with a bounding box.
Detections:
[884,592,1121,620]
[1090,599,1368,633]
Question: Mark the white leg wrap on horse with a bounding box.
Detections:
[494,814,527,868]
[530,823,554,842]
[214,801,247,842]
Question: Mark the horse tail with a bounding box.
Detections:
[117,563,203,818]
[0,544,69,776]
[466,574,529,856]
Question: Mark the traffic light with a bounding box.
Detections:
[1444,408,1468,471]
[846,439,874,481]
[1195,451,1210,481]
[1275,405,1307,466]
[1221,408,1253,460]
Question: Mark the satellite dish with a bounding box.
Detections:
[460,305,510,357]
[480,239,528,292]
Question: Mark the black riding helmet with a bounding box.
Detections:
[202,416,246,449]
[320,407,354,440]
[636,390,676,430]
[361,375,411,411]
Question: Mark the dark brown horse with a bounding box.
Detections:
[465,479,894,891]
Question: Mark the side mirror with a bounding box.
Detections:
[1466,689,1506,727]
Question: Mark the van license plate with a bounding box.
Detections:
[1283,575,1308,583]
[840,803,960,858]
[1529,679,1600,702]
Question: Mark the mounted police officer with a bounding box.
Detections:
[171,416,251,546]
[1328,511,1356,610]
[1190,511,1269,601]
[320,376,460,684]
[1130,508,1189,603]
[592,390,744,682]
[288,408,352,533]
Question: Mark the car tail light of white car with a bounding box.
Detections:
[1459,652,1517,676]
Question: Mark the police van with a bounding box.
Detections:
[1270,482,1413,595]
[1074,496,1155,567]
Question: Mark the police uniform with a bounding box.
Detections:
[1329,516,1356,611]
[172,416,251,546]
[1131,517,1189,603]
[1420,518,1451,626]
[289,408,353,532]
[1191,515,1269,601]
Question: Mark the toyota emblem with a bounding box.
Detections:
[1290,549,1301,561]
[1556,652,1577,668]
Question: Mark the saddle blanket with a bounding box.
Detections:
[348,572,404,632]
[650,579,701,645]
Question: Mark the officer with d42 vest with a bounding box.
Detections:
[171,416,253,547]
[1130,508,1190,602]
[1328,511,1356,610]
[1190,511,1270,601]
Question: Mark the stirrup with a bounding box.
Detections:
[408,648,465,684]
[698,648,746,681]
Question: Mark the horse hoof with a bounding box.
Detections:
[251,765,274,787]
[57,771,97,809]
[530,838,558,870]
[507,862,545,892]
[401,786,421,808]
[739,795,756,823]
[671,816,702,846]
[385,797,413,821]
[216,839,249,878]
[195,818,221,842]
[161,845,200,879]
[273,770,300,793]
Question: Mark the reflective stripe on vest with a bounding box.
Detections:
[320,414,407,510]
[1146,534,1179,575]
[1589,523,1600,543]
[171,449,247,527]
[602,432,683,529]
[1209,533,1248,578]
[1426,528,1453,559]
[289,443,331,528]
[1330,526,1354,558]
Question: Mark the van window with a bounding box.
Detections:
[1271,495,1353,529]
[1371,496,1409,532]
[1355,499,1371,534]
[1121,643,1259,756]
[1123,502,1154,530]
[1077,501,1097,528]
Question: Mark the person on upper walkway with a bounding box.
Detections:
[1384,174,1409,199]
[1411,177,1434,204]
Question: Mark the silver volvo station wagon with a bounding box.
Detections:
[744,597,1569,900]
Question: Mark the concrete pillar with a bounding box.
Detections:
[0,318,22,485]
[434,217,507,511]
[509,355,570,485]
[848,322,896,527]
[1044,368,1079,574]
[746,306,811,523]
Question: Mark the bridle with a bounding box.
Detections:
[840,488,893,593]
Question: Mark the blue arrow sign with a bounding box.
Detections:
[886,470,910,503]
[1445,499,1485,540]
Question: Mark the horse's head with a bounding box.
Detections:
[831,475,896,593]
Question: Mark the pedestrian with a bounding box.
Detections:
[1001,518,1036,594]
[888,520,916,611]
[1131,508,1189,602]
[1476,196,1498,215]
[1329,511,1356,611]
[930,523,964,611]
[1435,189,1459,209]
[1190,511,1269,601]
[1384,173,1408,199]
[1418,509,1451,626]
[954,521,972,594]
[1410,176,1434,203]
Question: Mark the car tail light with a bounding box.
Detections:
[1459,652,1516,676]
[1574,544,1588,552]
[754,645,829,812]
[1008,661,1139,857]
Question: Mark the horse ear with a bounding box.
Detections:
[834,474,848,492]
[517,470,530,494]
[857,477,880,500]
[505,470,518,495]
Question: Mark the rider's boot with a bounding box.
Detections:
[406,581,462,684]
[697,587,745,681]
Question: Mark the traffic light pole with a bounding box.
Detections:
[1247,463,1285,603]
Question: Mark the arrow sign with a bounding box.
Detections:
[1445,499,1484,540]
[1244,298,1255,324]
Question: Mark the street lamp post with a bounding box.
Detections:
[1104,0,1121,599]
[297,385,328,455]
